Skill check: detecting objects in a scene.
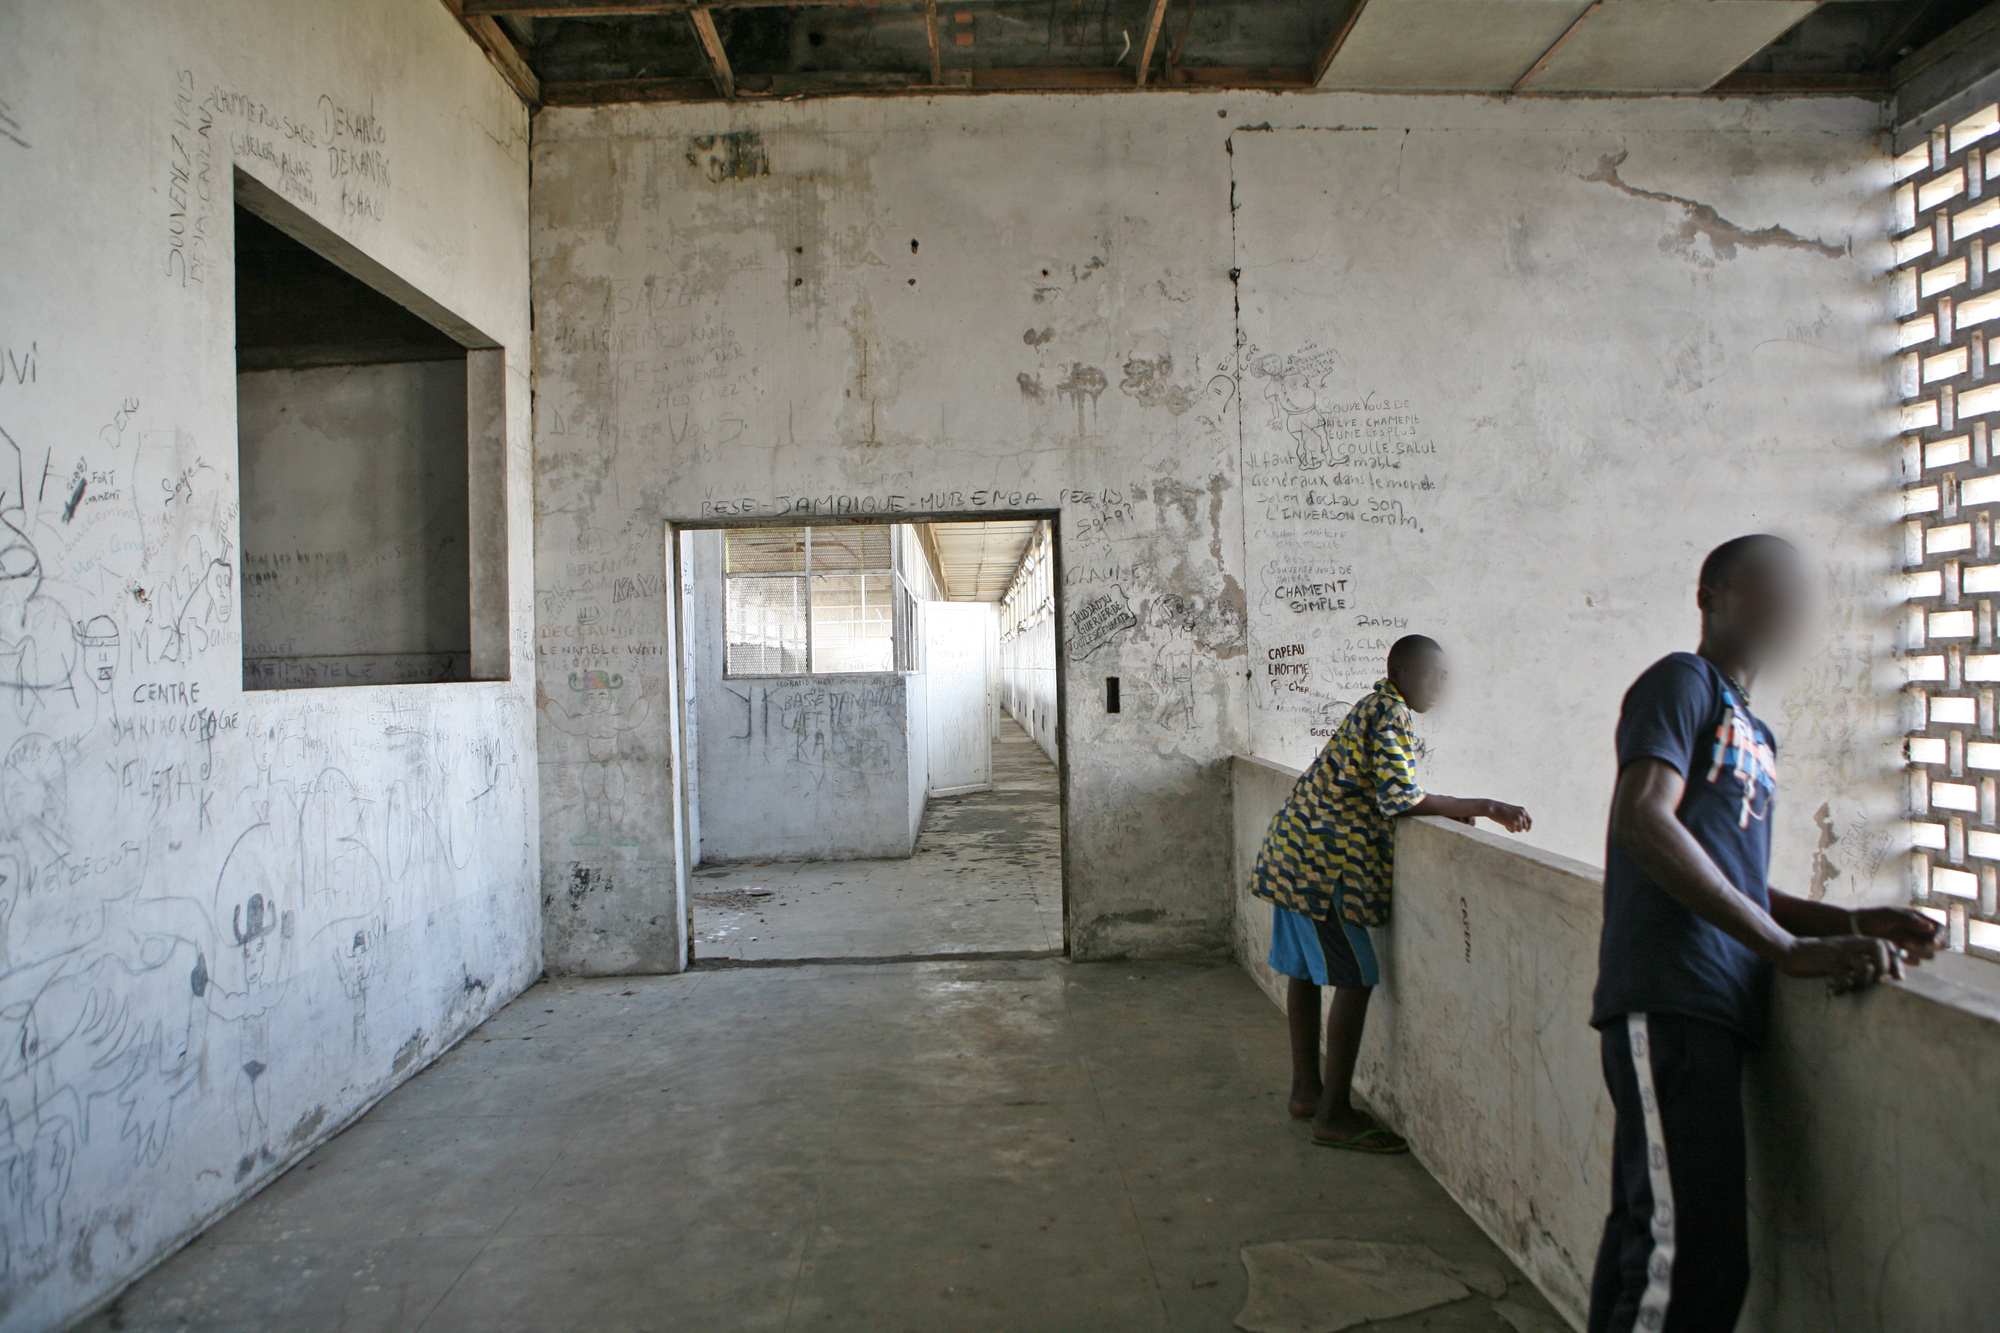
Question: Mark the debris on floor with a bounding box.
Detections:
[1234,1238,1507,1333]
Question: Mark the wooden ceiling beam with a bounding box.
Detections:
[538,63,1312,104]
[687,6,737,98]
[468,0,915,13]
[925,0,942,85]
[1510,0,1597,92]
[1706,69,1891,95]
[1134,0,1171,86]
[440,0,542,105]
[1310,0,1370,86]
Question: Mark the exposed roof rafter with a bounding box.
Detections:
[925,0,942,85]
[1311,0,1370,86]
[452,0,1920,108]
[439,0,542,104]
[1511,2,1598,93]
[1135,0,1172,86]
[687,5,737,99]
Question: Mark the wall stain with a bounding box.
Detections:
[1581,151,1846,262]
[1119,355,1195,415]
[686,131,770,183]
[285,1104,329,1148]
[1056,363,1107,433]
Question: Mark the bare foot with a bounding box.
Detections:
[1311,1105,1401,1148]
[1288,1082,1324,1120]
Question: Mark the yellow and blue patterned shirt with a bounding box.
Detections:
[1250,678,1427,927]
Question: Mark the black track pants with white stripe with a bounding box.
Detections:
[1587,1012,1749,1333]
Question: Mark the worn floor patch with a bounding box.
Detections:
[1235,1239,1507,1333]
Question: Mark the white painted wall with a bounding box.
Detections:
[533,91,1894,962]
[684,531,919,861]
[924,600,994,795]
[906,663,928,847]
[1232,110,1902,909]
[239,360,471,688]
[1000,610,1057,762]
[1233,758,2000,1330]
[999,525,1057,761]
[0,2,537,1328]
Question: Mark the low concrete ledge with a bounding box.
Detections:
[1228,754,2000,1332]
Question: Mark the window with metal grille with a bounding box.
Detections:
[722,525,904,676]
[1894,101,2000,960]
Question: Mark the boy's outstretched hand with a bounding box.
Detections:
[1411,794,1531,832]
[1852,905,1943,963]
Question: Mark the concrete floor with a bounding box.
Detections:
[83,958,1563,1333]
[690,715,1064,961]
[83,714,1566,1332]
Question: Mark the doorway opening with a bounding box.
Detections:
[672,515,1065,963]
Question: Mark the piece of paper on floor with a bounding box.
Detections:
[1235,1239,1508,1333]
[1493,1298,1572,1333]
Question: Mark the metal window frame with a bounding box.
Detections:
[722,524,902,679]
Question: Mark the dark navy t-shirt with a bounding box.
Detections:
[1591,652,1779,1043]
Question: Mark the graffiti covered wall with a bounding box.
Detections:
[532,92,1897,967]
[0,2,539,1326]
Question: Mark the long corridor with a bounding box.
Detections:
[84,957,1565,1332]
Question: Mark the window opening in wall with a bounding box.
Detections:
[723,524,914,675]
[1895,101,2000,960]
[234,174,506,690]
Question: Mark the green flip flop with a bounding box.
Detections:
[1311,1127,1409,1155]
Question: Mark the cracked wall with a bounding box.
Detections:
[0,4,540,1327]
[1233,103,1903,913]
[530,91,1898,973]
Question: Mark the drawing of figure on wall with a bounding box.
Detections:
[0,1099,73,1290]
[1249,353,1334,470]
[301,768,384,907]
[0,885,213,1291]
[224,893,281,1141]
[540,671,652,848]
[0,427,82,723]
[76,615,119,694]
[0,733,71,899]
[1143,595,1199,733]
[328,914,384,1054]
[210,825,296,1154]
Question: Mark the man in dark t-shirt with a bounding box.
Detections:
[1587,535,1941,1333]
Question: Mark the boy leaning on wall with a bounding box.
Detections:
[1248,634,1532,1153]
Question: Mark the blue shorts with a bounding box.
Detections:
[1268,901,1379,989]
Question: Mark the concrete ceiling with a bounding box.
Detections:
[1325,0,1821,94]
[923,520,1042,601]
[444,0,1992,105]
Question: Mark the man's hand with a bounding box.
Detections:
[1479,800,1531,834]
[1852,906,1943,962]
[1778,935,1902,995]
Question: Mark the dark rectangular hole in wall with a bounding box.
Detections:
[235,200,473,690]
[1105,675,1120,714]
